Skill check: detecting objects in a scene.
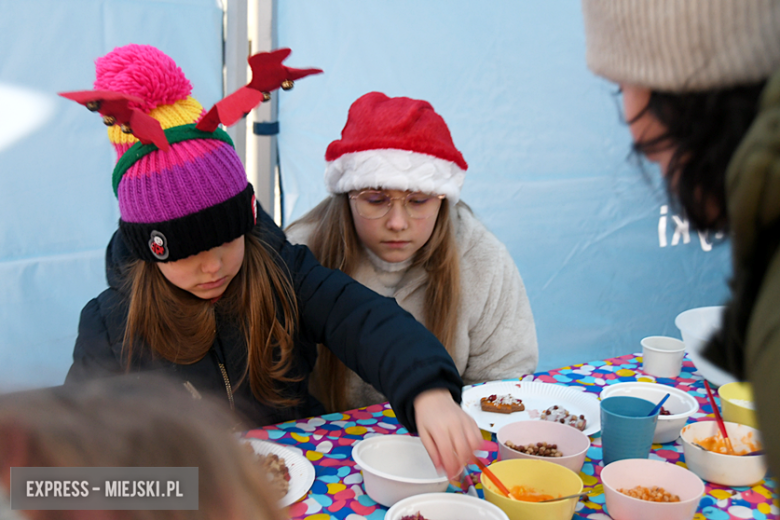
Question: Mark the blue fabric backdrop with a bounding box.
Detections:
[275,1,732,373]
[0,0,733,390]
[0,0,223,390]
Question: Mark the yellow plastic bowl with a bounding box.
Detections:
[480,459,583,520]
[718,382,757,429]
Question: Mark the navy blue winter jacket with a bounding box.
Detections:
[65,204,463,430]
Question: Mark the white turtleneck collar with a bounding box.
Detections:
[364,246,414,273]
[354,247,415,298]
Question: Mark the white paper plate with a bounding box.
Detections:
[242,438,315,508]
[461,381,601,435]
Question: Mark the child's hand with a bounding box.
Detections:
[413,388,483,479]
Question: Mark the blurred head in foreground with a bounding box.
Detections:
[0,376,283,520]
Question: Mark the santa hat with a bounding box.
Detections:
[324,92,468,203]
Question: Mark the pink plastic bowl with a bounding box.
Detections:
[497,419,590,473]
[601,459,705,520]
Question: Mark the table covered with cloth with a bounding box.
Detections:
[244,353,778,520]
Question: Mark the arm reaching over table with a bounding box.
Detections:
[414,388,483,478]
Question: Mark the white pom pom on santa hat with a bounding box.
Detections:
[324,92,467,203]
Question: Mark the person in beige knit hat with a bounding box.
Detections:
[581,0,780,477]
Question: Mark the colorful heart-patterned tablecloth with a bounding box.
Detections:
[245,353,778,520]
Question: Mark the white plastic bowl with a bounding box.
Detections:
[601,459,704,520]
[497,419,590,473]
[385,492,510,520]
[351,435,448,507]
[674,306,737,387]
[680,421,767,486]
[600,382,699,443]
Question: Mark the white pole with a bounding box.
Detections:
[247,0,278,222]
[224,0,249,170]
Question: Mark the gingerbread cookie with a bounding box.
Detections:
[480,394,525,414]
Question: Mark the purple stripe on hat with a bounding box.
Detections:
[121,139,224,181]
[118,139,248,224]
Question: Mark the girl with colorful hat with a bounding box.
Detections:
[62,44,480,478]
[286,92,538,413]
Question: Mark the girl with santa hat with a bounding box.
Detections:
[286,92,539,412]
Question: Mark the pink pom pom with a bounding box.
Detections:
[93,44,192,113]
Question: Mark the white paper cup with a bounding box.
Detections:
[641,336,686,378]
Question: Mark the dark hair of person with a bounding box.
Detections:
[629,81,766,231]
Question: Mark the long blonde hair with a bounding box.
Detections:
[123,233,300,408]
[288,194,461,411]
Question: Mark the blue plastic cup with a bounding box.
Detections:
[600,396,659,465]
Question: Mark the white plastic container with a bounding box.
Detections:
[351,435,448,507]
[674,306,736,387]
[641,336,686,378]
[680,421,767,486]
[385,492,510,520]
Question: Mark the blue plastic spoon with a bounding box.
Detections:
[648,393,671,416]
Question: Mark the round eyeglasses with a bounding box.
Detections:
[349,190,446,219]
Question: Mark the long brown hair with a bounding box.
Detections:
[288,194,461,411]
[123,233,300,408]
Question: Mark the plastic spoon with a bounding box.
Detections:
[538,484,605,503]
[692,441,763,456]
[473,457,511,498]
[458,469,479,497]
[703,380,736,455]
[744,450,765,457]
[648,393,671,416]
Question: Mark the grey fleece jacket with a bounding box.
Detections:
[286,202,539,409]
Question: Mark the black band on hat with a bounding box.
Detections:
[119,183,256,263]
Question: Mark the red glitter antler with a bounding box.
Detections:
[196,48,322,132]
[59,90,170,151]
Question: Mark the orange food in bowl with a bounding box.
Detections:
[508,485,556,502]
[618,485,680,502]
[695,432,761,455]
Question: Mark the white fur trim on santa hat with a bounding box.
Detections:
[324,149,466,203]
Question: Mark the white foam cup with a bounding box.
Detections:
[641,336,686,378]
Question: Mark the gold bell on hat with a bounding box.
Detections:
[281,79,294,90]
[102,115,116,126]
[120,123,133,134]
[86,101,101,112]
[262,92,271,102]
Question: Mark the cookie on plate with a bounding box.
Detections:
[540,405,587,431]
[480,394,525,414]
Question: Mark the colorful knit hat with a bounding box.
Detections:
[581,0,780,92]
[60,44,321,262]
[324,92,468,203]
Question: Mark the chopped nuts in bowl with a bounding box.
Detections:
[497,419,590,473]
